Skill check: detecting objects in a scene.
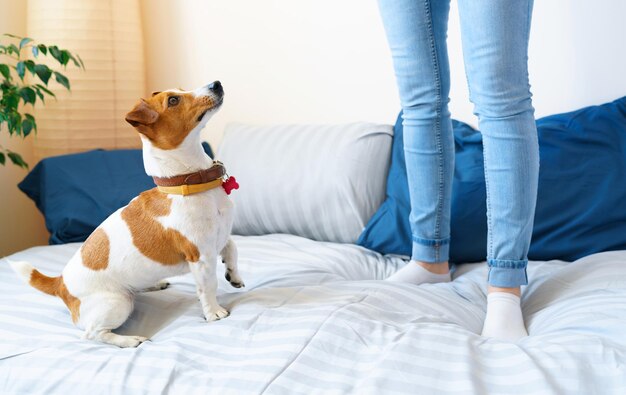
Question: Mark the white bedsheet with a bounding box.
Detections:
[1,234,625,394]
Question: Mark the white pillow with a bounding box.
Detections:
[217,122,393,243]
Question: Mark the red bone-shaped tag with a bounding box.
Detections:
[222,176,239,195]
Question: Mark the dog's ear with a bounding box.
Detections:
[125,100,159,135]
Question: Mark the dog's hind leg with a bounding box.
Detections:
[140,279,170,292]
[87,330,148,348]
[81,292,148,348]
[221,238,244,288]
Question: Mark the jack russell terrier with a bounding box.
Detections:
[10,81,244,348]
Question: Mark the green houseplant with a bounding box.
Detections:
[0,33,84,168]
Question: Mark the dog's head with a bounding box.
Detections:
[125,81,224,150]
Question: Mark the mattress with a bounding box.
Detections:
[1,234,625,394]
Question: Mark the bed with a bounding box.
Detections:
[4,103,626,394]
[1,234,626,394]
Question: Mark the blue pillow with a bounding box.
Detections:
[19,142,213,244]
[358,97,626,262]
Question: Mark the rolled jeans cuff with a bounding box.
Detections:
[487,259,528,287]
[411,236,450,263]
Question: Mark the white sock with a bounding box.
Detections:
[386,261,451,284]
[481,292,528,341]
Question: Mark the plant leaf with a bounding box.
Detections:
[19,87,37,105]
[4,92,19,111]
[49,46,66,65]
[22,118,33,137]
[36,83,56,98]
[0,152,5,166]
[54,71,70,90]
[68,53,81,68]
[7,151,28,169]
[16,61,26,79]
[6,43,19,56]
[32,45,39,57]
[34,64,52,85]
[37,44,47,55]
[24,113,37,133]
[7,112,22,136]
[24,60,36,74]
[60,50,71,66]
[0,64,10,80]
[19,37,33,49]
[76,54,85,69]
[34,86,45,103]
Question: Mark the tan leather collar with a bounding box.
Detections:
[153,162,226,187]
[153,161,226,195]
[157,179,223,196]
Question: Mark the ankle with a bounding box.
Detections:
[488,286,521,297]
[414,260,449,275]
[387,260,451,284]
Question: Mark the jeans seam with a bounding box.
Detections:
[488,259,528,269]
[524,0,533,87]
[484,138,493,260]
[423,0,444,262]
[412,236,451,246]
[526,0,533,43]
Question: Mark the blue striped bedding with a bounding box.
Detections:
[1,234,625,394]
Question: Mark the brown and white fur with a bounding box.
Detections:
[10,81,244,348]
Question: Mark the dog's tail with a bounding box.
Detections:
[9,260,80,323]
[9,260,61,297]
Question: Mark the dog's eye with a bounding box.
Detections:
[168,96,180,107]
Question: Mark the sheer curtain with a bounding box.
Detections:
[27,0,145,160]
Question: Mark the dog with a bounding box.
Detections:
[10,81,244,348]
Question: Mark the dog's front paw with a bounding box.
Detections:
[205,307,230,322]
[225,272,245,288]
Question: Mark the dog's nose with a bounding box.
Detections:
[208,81,223,95]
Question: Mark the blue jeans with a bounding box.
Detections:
[378,0,539,287]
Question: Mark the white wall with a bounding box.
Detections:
[527,0,626,116]
[449,0,626,123]
[140,0,398,147]
[141,0,626,147]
